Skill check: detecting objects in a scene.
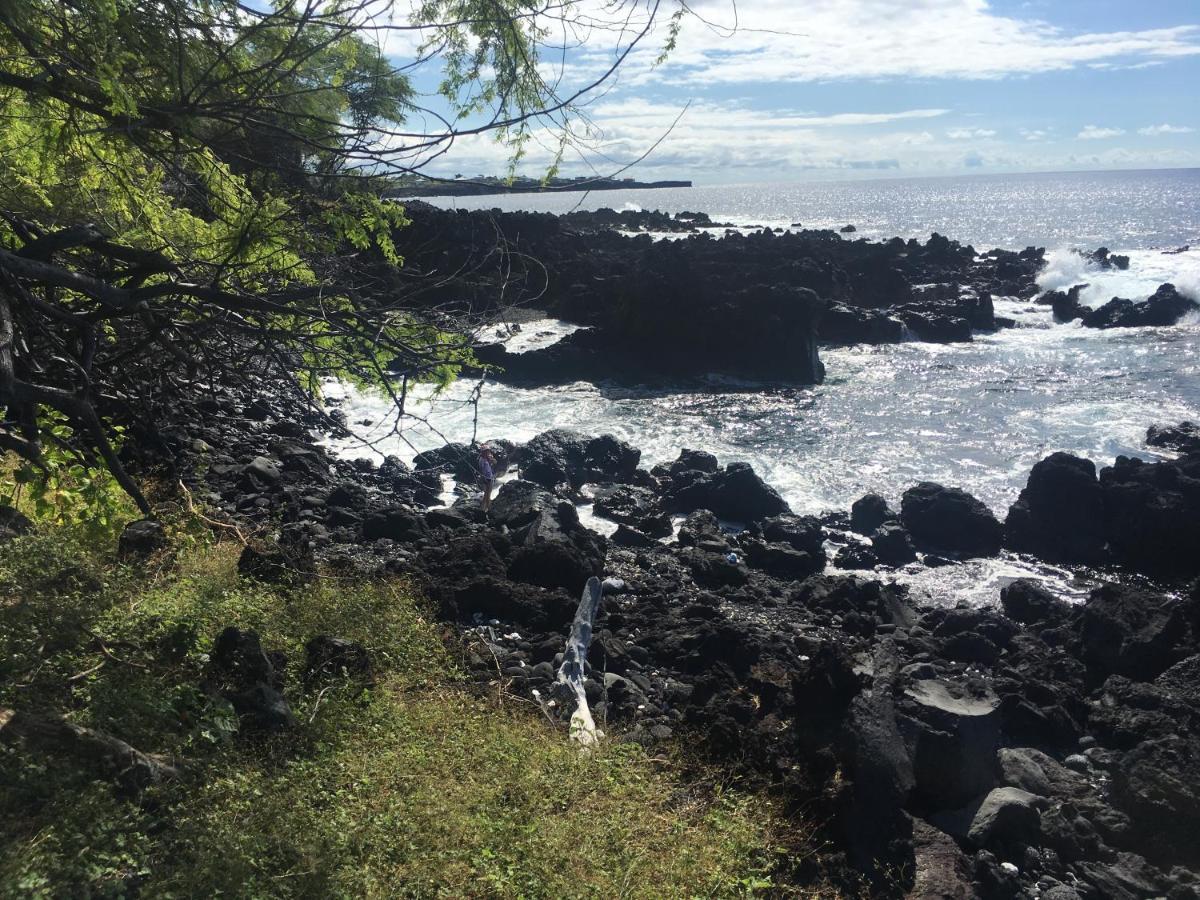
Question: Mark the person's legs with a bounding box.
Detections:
[482,479,494,512]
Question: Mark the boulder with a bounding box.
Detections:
[484,480,558,529]
[999,579,1072,626]
[204,627,295,731]
[850,492,894,534]
[1110,735,1200,866]
[901,678,1002,811]
[592,484,671,537]
[966,787,1043,848]
[117,518,167,559]
[413,442,480,483]
[242,455,282,489]
[742,538,824,580]
[871,522,917,566]
[1043,284,1087,322]
[837,543,878,570]
[519,429,639,490]
[1079,584,1187,681]
[507,504,606,592]
[1099,453,1200,577]
[612,523,656,548]
[1004,452,1106,564]
[900,311,973,343]
[1146,421,1200,456]
[901,482,1003,558]
[237,543,314,584]
[666,461,790,522]
[666,448,719,476]
[361,507,428,542]
[1081,283,1198,329]
[910,820,975,899]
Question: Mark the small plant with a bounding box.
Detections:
[4,411,132,537]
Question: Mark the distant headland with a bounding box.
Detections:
[385,175,692,198]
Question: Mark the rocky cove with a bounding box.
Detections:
[27,202,1197,897]
[105,340,1200,898]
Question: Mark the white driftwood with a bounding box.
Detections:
[556,576,604,747]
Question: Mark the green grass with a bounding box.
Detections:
[0,508,818,898]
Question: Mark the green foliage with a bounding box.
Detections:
[2,419,134,537]
[0,520,798,898]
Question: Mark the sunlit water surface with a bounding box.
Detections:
[327,170,1200,605]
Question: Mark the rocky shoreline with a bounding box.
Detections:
[29,204,1195,895]
[103,367,1200,898]
[389,202,1197,388]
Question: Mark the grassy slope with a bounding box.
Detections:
[0,506,820,898]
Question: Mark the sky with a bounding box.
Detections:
[387,0,1200,184]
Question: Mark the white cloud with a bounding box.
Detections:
[1077,125,1126,140]
[554,0,1200,87]
[1138,123,1195,135]
[947,128,997,139]
[413,98,1200,182]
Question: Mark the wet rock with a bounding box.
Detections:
[1081,283,1198,329]
[851,493,894,534]
[1044,284,1088,322]
[1005,452,1106,564]
[820,303,906,344]
[666,461,790,522]
[117,518,167,559]
[758,513,826,556]
[413,442,481,483]
[901,482,1003,558]
[612,523,657,548]
[743,538,824,580]
[665,448,719,476]
[592,484,671,536]
[837,543,878,570]
[1146,421,1200,456]
[871,522,917,566]
[900,310,973,343]
[1000,580,1072,626]
[1099,452,1200,578]
[1079,247,1130,271]
[518,429,639,490]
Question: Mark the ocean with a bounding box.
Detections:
[327,168,1200,604]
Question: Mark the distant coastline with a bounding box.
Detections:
[386,177,692,198]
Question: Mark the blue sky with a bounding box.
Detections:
[388,0,1200,184]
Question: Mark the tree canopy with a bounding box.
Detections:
[0,0,674,510]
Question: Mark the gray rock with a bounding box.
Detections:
[118,518,167,559]
[902,678,1002,810]
[967,787,1043,847]
[910,819,974,899]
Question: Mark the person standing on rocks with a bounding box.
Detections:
[478,445,497,513]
